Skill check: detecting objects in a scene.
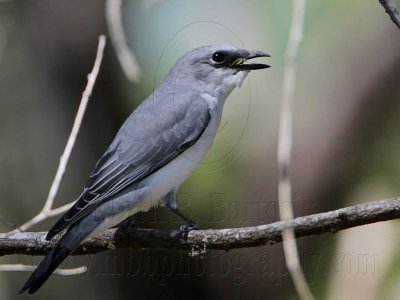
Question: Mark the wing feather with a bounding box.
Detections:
[46,94,211,240]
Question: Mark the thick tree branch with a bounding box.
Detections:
[1,198,399,256]
[379,0,400,29]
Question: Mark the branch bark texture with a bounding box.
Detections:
[1,198,399,256]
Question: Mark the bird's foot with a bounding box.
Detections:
[179,222,199,239]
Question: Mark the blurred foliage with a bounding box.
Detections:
[0,0,400,299]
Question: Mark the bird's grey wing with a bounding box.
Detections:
[46,95,211,240]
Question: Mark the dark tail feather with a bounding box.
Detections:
[19,244,73,294]
[19,216,100,294]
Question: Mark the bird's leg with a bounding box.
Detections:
[170,207,199,231]
[163,191,199,231]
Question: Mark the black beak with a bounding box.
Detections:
[229,50,271,70]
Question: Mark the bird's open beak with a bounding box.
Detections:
[229,50,271,70]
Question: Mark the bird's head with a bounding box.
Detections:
[164,45,270,99]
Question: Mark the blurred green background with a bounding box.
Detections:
[1,0,400,299]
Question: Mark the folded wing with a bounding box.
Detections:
[46,94,211,240]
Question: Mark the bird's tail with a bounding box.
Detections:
[19,244,72,294]
[19,218,99,294]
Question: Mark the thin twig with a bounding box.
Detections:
[378,0,400,29]
[0,264,87,275]
[106,0,141,82]
[10,35,107,233]
[1,198,400,256]
[277,1,314,300]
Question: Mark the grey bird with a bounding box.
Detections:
[20,45,270,294]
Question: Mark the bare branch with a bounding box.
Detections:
[106,0,141,82]
[1,198,399,256]
[0,264,87,275]
[10,35,107,233]
[379,0,400,30]
[277,0,313,299]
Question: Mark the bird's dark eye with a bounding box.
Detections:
[212,52,226,63]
